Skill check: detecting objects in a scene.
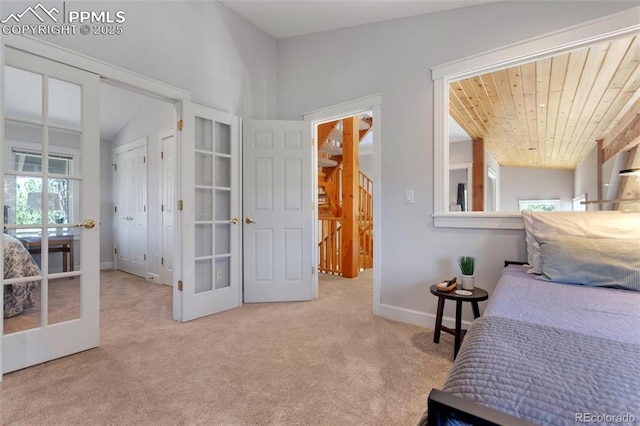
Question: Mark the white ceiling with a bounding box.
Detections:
[449,116,470,143]
[220,0,499,39]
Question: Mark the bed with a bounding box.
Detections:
[3,233,41,318]
[421,211,640,425]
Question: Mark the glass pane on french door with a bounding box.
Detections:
[3,77,82,334]
[194,118,233,293]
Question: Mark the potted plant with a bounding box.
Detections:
[457,256,475,290]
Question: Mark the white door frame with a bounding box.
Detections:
[303,94,382,315]
[0,36,189,382]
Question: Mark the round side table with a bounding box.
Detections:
[429,285,489,359]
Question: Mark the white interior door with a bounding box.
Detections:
[114,143,147,278]
[243,120,313,303]
[160,129,175,286]
[2,48,100,373]
[176,102,241,322]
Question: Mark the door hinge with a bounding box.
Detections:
[178,200,183,211]
[143,156,146,163]
[161,151,164,160]
[114,247,118,254]
[311,202,315,210]
[113,163,117,171]
[161,257,164,265]
[144,205,146,212]
[178,280,183,291]
[114,206,117,213]
[161,204,164,212]
[143,254,147,261]
[311,138,314,146]
[177,120,183,131]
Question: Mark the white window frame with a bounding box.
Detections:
[431,7,640,229]
[573,194,587,211]
[4,139,80,235]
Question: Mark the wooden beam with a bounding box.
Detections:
[317,120,339,152]
[341,117,359,278]
[472,138,484,211]
[602,98,640,162]
[616,145,640,211]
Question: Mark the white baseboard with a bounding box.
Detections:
[379,303,473,330]
[100,262,113,270]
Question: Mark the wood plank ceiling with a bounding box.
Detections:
[450,34,640,170]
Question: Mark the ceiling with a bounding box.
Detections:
[99,84,151,140]
[450,34,640,170]
[220,0,498,39]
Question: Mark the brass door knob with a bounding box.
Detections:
[231,217,239,225]
[74,219,96,229]
[245,217,256,224]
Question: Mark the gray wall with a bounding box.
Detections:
[100,139,114,267]
[276,1,636,323]
[500,167,574,212]
[574,145,599,206]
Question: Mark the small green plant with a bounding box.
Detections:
[457,256,475,276]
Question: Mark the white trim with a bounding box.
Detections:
[432,7,640,81]
[3,36,191,101]
[379,303,473,330]
[100,262,114,270]
[433,212,524,229]
[304,94,382,315]
[112,136,147,156]
[0,40,5,381]
[432,8,640,229]
[303,93,382,122]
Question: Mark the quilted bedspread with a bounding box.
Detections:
[440,265,640,425]
[3,234,41,318]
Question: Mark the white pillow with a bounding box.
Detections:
[521,211,640,274]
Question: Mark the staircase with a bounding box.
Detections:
[317,115,373,277]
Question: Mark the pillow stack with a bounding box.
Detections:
[521,211,640,291]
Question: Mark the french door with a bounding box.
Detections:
[176,102,241,321]
[2,48,100,373]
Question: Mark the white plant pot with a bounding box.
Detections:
[461,274,475,290]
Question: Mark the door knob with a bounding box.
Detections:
[74,219,96,229]
[231,217,239,225]
[245,217,256,224]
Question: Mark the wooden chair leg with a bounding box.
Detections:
[454,300,462,358]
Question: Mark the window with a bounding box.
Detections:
[518,199,561,212]
[13,149,72,225]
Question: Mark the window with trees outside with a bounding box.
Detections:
[7,147,75,234]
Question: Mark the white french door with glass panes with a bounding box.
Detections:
[2,48,100,373]
[176,102,241,322]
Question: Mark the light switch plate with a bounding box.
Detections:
[405,190,414,204]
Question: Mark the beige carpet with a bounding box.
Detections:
[0,269,454,425]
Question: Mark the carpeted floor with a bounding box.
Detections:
[0,269,454,425]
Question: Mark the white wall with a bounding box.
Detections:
[109,99,175,280]
[574,145,599,204]
[276,1,636,324]
[449,140,472,164]
[11,1,277,119]
[360,154,374,178]
[500,167,574,212]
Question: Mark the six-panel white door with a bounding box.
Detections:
[243,120,313,303]
[2,48,100,373]
[176,102,241,321]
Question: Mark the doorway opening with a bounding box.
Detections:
[316,112,374,279]
[102,82,176,286]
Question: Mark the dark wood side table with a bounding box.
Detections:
[429,285,489,359]
[19,235,75,273]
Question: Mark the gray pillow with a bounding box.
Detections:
[537,234,640,292]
